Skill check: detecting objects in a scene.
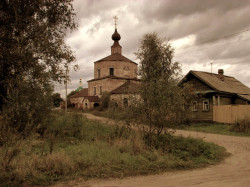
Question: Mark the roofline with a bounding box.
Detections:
[94,54,138,65]
[94,60,138,65]
[87,76,141,82]
[237,94,250,102]
[179,70,219,91]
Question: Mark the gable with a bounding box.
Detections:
[185,74,215,93]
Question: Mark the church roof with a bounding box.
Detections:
[70,88,88,98]
[112,29,121,41]
[84,96,100,102]
[87,76,139,82]
[181,70,250,101]
[110,81,139,94]
[94,53,137,64]
[75,86,83,92]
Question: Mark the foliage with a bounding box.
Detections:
[231,118,250,133]
[99,92,111,110]
[0,112,228,186]
[133,33,194,133]
[3,77,53,134]
[0,0,76,134]
[52,93,63,107]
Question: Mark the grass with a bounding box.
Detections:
[0,112,229,186]
[179,123,250,137]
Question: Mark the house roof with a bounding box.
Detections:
[110,81,139,94]
[94,53,137,64]
[181,70,250,101]
[84,96,100,102]
[70,88,88,98]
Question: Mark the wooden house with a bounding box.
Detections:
[180,69,250,121]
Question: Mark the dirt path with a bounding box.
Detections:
[54,113,250,187]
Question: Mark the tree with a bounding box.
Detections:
[52,93,63,107]
[134,33,193,134]
[0,0,76,134]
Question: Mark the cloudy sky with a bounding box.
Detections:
[56,0,250,96]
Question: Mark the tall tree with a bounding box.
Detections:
[0,0,76,133]
[135,33,193,133]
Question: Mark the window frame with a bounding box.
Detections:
[202,100,210,111]
[109,67,114,76]
[192,101,198,112]
[97,68,101,78]
[99,85,102,95]
[123,98,128,107]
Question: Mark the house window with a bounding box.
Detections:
[97,68,100,78]
[203,100,209,111]
[123,98,128,107]
[109,68,114,76]
[99,86,102,95]
[94,87,96,95]
[192,101,198,111]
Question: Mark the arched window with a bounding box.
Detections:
[123,98,128,107]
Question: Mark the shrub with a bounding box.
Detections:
[231,118,250,132]
[33,152,76,176]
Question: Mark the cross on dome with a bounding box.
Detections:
[113,16,118,29]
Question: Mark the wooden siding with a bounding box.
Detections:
[192,97,213,121]
[188,75,213,92]
[213,105,250,123]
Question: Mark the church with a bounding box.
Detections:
[70,21,140,109]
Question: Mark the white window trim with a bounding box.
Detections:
[203,100,209,111]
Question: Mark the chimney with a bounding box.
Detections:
[218,69,224,81]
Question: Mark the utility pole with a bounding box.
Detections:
[65,64,69,114]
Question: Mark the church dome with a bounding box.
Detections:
[112,29,121,41]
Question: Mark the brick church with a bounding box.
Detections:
[70,25,140,109]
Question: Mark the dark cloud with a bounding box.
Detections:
[138,0,250,44]
[59,0,250,93]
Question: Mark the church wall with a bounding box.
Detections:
[82,99,95,110]
[88,78,127,97]
[94,61,137,79]
[110,93,140,107]
[70,97,84,108]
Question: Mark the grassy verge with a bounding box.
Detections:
[179,123,250,137]
[0,112,229,186]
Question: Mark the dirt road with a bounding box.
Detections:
[55,113,250,187]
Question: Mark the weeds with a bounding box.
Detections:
[179,122,250,137]
[231,118,250,133]
[0,112,229,186]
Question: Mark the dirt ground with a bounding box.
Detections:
[54,113,250,187]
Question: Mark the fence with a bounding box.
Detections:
[213,105,250,124]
